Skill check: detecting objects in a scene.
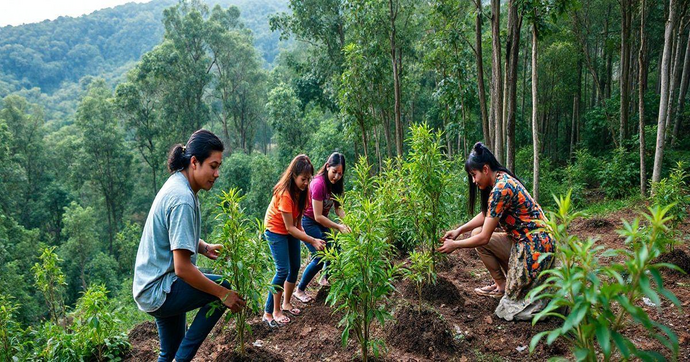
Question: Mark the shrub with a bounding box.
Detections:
[213,188,272,355]
[323,158,400,361]
[570,149,601,188]
[406,123,453,267]
[528,192,682,361]
[0,295,25,361]
[70,285,130,361]
[598,147,637,199]
[375,158,415,251]
[402,250,435,312]
[32,247,66,324]
[650,161,689,243]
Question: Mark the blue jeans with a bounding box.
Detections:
[264,230,301,313]
[298,217,333,291]
[148,274,229,362]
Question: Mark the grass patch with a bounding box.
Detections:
[577,194,645,216]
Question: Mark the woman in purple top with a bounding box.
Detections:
[294,152,350,303]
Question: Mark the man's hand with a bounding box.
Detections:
[203,243,222,260]
[221,290,246,313]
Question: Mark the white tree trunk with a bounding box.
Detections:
[532,23,540,202]
[652,0,678,185]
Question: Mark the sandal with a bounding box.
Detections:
[474,285,504,299]
[262,316,281,329]
[294,292,313,303]
[474,284,503,297]
[274,314,290,324]
[474,284,497,294]
[281,307,302,317]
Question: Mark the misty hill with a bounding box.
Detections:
[0,0,288,96]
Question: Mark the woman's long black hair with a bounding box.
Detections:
[274,154,315,215]
[167,129,224,173]
[465,142,523,216]
[316,152,346,205]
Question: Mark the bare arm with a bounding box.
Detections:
[441,212,486,240]
[438,217,499,253]
[313,199,341,230]
[457,212,486,235]
[281,211,326,250]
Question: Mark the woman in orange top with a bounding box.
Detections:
[262,154,326,327]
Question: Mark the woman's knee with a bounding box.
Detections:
[471,227,482,237]
[286,264,300,283]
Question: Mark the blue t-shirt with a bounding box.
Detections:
[133,172,200,312]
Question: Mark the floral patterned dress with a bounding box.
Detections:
[488,171,556,320]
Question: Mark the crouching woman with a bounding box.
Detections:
[439,142,555,321]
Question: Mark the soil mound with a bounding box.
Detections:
[313,285,330,304]
[404,275,465,307]
[124,321,158,361]
[582,217,614,230]
[386,306,456,358]
[214,345,284,361]
[653,249,690,276]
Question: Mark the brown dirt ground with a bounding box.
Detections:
[124,204,689,361]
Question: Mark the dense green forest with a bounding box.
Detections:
[1,0,689,360]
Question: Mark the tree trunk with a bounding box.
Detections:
[521,41,529,126]
[474,0,491,146]
[571,59,582,157]
[504,0,522,172]
[639,0,648,197]
[389,0,403,156]
[672,29,690,146]
[532,23,540,202]
[620,0,633,145]
[665,18,685,144]
[491,0,504,161]
[653,0,679,185]
[373,123,382,173]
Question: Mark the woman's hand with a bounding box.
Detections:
[220,290,246,313]
[338,224,351,234]
[311,238,326,251]
[441,228,461,241]
[202,243,222,260]
[437,238,459,254]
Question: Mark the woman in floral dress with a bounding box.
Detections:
[439,142,555,321]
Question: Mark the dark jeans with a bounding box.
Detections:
[264,230,301,313]
[148,274,229,362]
[298,217,333,291]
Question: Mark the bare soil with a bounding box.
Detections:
[125,205,690,361]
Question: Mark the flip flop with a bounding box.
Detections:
[281,307,302,317]
[262,317,281,329]
[474,284,497,294]
[274,314,290,324]
[474,286,504,299]
[294,292,313,303]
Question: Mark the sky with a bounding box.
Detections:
[0,0,153,27]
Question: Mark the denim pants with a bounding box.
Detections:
[264,230,301,313]
[298,217,333,291]
[148,274,229,362]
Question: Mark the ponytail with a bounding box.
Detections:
[464,142,523,216]
[167,129,224,173]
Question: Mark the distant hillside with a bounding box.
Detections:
[0,0,288,95]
